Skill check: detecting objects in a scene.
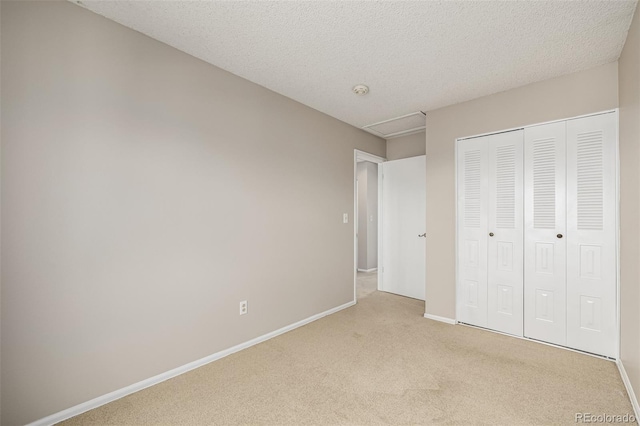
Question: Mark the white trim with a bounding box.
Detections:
[364,111,424,129]
[456,109,617,142]
[381,126,426,139]
[362,111,426,139]
[386,128,426,140]
[377,164,384,292]
[617,359,640,420]
[423,313,456,325]
[615,109,621,360]
[355,150,386,164]
[454,135,459,323]
[361,126,387,138]
[26,301,356,426]
[357,268,378,273]
[457,321,614,361]
[353,150,386,302]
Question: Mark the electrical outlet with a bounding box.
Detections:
[343,213,349,224]
[239,300,248,315]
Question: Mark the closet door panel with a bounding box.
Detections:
[524,122,567,346]
[487,130,524,336]
[566,113,617,357]
[457,137,489,327]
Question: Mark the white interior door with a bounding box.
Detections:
[380,155,426,300]
[524,121,567,346]
[487,130,524,336]
[456,137,489,327]
[566,113,617,357]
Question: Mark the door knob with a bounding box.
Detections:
[489,232,494,237]
[557,234,563,239]
[418,233,426,238]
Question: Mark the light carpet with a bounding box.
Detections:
[62,272,635,425]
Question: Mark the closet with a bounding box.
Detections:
[456,111,617,358]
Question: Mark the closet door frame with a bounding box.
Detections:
[454,109,619,360]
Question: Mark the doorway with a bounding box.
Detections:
[354,150,427,304]
[354,150,385,301]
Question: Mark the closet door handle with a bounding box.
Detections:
[489,232,494,237]
[557,234,563,239]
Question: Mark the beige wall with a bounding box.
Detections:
[0,2,385,424]
[424,62,619,319]
[619,3,640,411]
[386,131,426,161]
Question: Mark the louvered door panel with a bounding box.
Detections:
[487,130,524,336]
[457,136,489,327]
[524,121,567,346]
[566,113,617,357]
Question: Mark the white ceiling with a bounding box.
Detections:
[74,0,637,130]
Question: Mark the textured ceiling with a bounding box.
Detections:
[73,0,637,129]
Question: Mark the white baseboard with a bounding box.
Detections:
[617,359,640,420]
[423,313,456,325]
[357,268,377,273]
[27,300,356,426]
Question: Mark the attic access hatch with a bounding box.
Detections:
[362,111,426,139]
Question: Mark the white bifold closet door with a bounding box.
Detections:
[457,130,524,335]
[524,112,617,357]
[487,132,524,335]
[459,111,617,357]
[457,137,489,327]
[524,121,568,347]
[566,113,617,357]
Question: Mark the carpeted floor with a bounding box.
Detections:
[356,270,378,299]
[62,272,635,425]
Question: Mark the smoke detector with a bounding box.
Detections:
[352,84,369,96]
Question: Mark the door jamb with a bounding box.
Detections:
[354,150,386,302]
